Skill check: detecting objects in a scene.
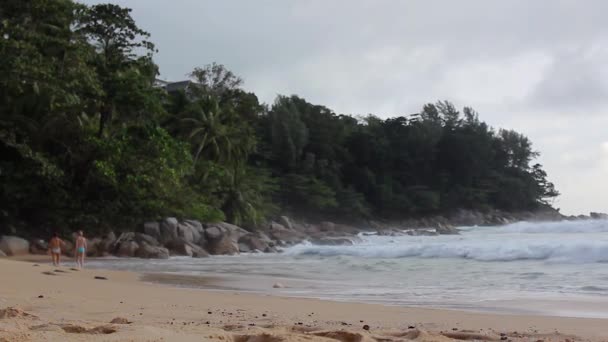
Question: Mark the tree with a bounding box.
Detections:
[77,3,158,137]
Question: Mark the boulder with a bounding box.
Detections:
[310,237,357,246]
[143,222,161,241]
[268,222,305,244]
[86,237,103,257]
[279,216,294,230]
[159,217,179,244]
[165,240,208,257]
[405,229,438,236]
[0,236,30,256]
[319,221,336,232]
[181,220,205,245]
[135,242,169,259]
[134,233,159,246]
[206,236,239,255]
[115,241,139,257]
[62,240,74,257]
[29,239,48,255]
[176,222,198,245]
[238,234,270,252]
[435,224,460,235]
[205,226,223,240]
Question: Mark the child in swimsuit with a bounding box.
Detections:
[48,233,64,266]
[75,230,87,269]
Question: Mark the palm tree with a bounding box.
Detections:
[180,98,233,165]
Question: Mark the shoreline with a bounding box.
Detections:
[1,258,608,341]
[14,254,608,320]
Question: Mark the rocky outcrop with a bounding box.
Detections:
[159,217,179,244]
[0,236,30,256]
[134,233,160,246]
[29,239,48,255]
[238,233,272,253]
[165,240,208,257]
[434,223,460,235]
[115,241,139,257]
[86,237,103,257]
[310,236,360,246]
[268,222,306,245]
[143,222,160,241]
[203,222,248,255]
[134,242,169,259]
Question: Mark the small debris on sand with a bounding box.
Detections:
[94,276,108,280]
[110,317,132,324]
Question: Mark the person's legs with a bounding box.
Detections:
[56,253,61,267]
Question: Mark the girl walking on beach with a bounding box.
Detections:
[75,230,87,269]
[48,233,64,266]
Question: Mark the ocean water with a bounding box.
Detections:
[87,219,608,318]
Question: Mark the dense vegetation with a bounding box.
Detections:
[0,1,558,234]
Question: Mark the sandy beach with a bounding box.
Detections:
[0,258,607,341]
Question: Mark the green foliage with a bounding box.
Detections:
[0,0,559,234]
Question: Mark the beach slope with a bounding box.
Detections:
[0,259,606,341]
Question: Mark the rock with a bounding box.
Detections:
[177,221,205,245]
[310,237,359,246]
[115,241,139,257]
[273,282,285,288]
[205,226,223,240]
[165,240,208,257]
[62,240,74,257]
[110,317,132,324]
[134,233,160,246]
[435,223,460,235]
[203,222,248,255]
[279,216,294,230]
[135,242,169,259]
[238,234,270,252]
[268,222,305,244]
[94,276,108,280]
[405,229,438,236]
[98,231,117,256]
[362,324,370,331]
[29,239,48,255]
[0,236,30,256]
[86,237,103,257]
[159,217,179,244]
[143,222,160,240]
[319,221,336,232]
[206,235,239,255]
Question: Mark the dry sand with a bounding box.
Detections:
[0,258,607,342]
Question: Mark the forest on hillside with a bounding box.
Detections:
[0,1,559,234]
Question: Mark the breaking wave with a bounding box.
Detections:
[285,219,608,263]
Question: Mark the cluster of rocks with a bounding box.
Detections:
[3,209,607,260]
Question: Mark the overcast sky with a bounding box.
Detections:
[83,0,608,215]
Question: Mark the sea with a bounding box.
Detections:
[87,219,608,318]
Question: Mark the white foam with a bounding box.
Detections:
[285,220,608,263]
